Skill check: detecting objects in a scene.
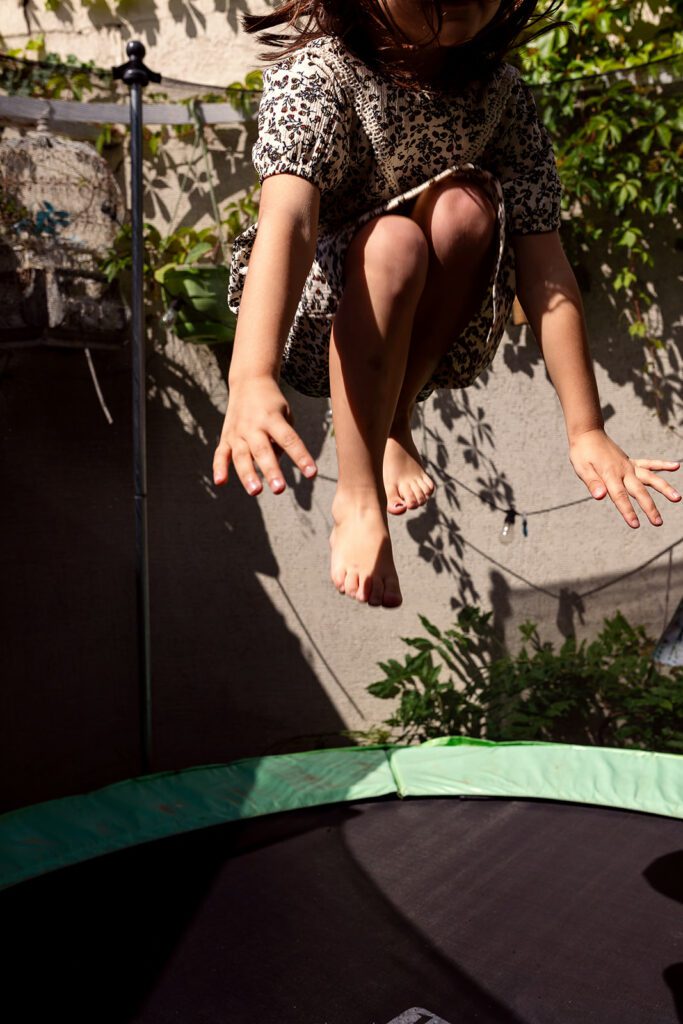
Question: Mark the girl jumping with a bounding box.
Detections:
[212,0,680,608]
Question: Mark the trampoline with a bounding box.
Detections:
[2,738,682,1023]
[3,40,682,1024]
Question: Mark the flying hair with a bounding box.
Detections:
[240,1,567,93]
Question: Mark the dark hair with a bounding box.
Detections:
[241,1,565,93]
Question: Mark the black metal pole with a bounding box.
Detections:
[113,42,161,774]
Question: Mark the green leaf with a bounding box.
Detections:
[655,124,672,148]
[367,680,401,699]
[185,242,214,263]
[404,637,436,652]
[419,615,444,641]
[618,229,638,249]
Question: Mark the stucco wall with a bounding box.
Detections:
[2,1,681,808]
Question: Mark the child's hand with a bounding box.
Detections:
[212,376,317,495]
[569,428,681,528]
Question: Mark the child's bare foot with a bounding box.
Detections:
[383,421,435,515]
[330,491,403,607]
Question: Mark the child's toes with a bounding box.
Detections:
[357,574,377,604]
[410,483,425,507]
[345,571,360,599]
[422,474,435,495]
[413,482,428,506]
[399,484,419,509]
[386,485,407,515]
[361,576,374,602]
[330,563,345,592]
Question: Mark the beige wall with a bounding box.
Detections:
[3,1,682,752]
[2,0,261,88]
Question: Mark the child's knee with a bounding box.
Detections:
[345,215,429,296]
[431,180,497,252]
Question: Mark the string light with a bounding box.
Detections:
[500,509,517,545]
[445,464,683,545]
[160,297,183,328]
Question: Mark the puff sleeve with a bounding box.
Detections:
[485,70,563,235]
[251,55,353,193]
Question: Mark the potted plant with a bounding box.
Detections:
[100,78,262,346]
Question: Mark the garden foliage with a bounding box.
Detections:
[359,607,683,754]
[517,1,682,408]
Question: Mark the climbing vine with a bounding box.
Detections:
[0,35,105,99]
[516,1,683,420]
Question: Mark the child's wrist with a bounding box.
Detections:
[567,421,605,445]
[228,368,280,389]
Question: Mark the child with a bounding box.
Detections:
[212,0,680,608]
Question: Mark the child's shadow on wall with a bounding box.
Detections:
[147,340,346,771]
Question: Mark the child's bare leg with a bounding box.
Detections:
[329,215,429,606]
[383,178,498,513]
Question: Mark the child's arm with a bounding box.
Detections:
[512,230,681,527]
[213,173,320,495]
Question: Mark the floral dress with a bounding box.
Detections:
[227,33,562,401]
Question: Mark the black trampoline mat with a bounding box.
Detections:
[4,796,682,1024]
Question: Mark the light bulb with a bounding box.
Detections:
[500,510,516,545]
[161,298,183,327]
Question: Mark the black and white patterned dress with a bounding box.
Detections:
[228,34,562,400]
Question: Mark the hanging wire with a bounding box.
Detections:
[450,525,683,603]
[578,537,683,600]
[83,347,114,424]
[273,577,366,717]
[0,52,113,85]
[438,460,683,532]
[315,460,683,601]
[526,50,683,86]
[448,475,593,518]
[663,546,674,631]
[1,49,680,95]
[315,462,683,516]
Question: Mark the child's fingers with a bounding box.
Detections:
[212,441,231,486]
[631,465,682,503]
[249,430,287,493]
[576,464,607,499]
[230,439,264,496]
[269,418,317,479]
[599,469,641,528]
[631,458,680,472]
[575,449,681,525]
[622,473,663,526]
[214,410,317,495]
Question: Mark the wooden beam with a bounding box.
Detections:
[0,94,255,130]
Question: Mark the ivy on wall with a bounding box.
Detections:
[516,1,682,420]
[0,36,105,99]
[42,0,128,11]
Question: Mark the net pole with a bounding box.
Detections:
[113,42,161,774]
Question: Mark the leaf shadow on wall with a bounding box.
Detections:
[410,379,516,618]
